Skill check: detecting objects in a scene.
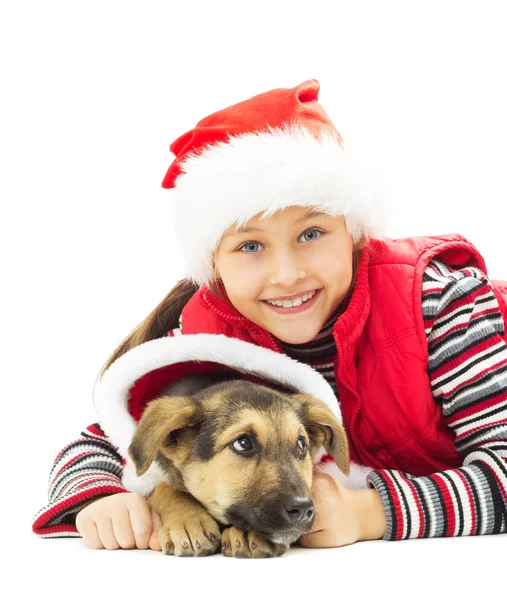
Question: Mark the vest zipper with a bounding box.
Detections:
[265,331,283,353]
[334,339,382,469]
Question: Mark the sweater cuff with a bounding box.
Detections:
[32,481,130,538]
[366,470,401,541]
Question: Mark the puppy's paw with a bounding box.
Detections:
[159,514,221,557]
[221,526,288,558]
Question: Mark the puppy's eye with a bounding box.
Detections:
[297,437,307,454]
[232,436,254,453]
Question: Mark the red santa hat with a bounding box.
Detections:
[162,79,387,287]
[93,333,373,495]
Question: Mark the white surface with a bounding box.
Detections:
[2,0,506,594]
[20,534,503,599]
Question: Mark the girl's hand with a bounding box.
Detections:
[299,467,386,548]
[75,492,162,551]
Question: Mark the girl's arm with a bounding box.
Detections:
[366,259,507,540]
[33,330,184,539]
[32,423,130,538]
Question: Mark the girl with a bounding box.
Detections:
[32,79,507,551]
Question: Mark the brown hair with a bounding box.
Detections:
[93,263,225,390]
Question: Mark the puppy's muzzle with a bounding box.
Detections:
[226,494,315,542]
[283,495,314,527]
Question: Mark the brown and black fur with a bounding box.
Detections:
[128,372,350,558]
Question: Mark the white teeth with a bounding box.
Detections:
[266,290,316,308]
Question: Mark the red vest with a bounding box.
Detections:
[181,233,507,475]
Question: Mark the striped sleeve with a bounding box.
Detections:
[366,258,507,540]
[32,423,130,538]
[33,329,182,539]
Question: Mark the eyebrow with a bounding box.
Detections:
[227,210,328,237]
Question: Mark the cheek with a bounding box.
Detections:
[184,455,257,512]
[329,265,353,300]
[312,264,351,308]
[308,238,353,281]
[219,259,263,298]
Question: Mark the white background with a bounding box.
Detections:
[3,1,505,597]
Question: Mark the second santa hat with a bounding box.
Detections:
[162,79,387,288]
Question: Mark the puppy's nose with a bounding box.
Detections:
[282,496,314,525]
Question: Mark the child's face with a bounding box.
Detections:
[213,206,358,344]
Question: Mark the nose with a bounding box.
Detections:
[269,252,306,287]
[282,496,314,525]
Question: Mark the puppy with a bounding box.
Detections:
[128,372,350,558]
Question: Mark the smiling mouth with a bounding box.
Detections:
[261,288,323,313]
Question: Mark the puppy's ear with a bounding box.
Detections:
[289,394,350,476]
[128,395,199,477]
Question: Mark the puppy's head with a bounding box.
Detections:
[128,379,349,546]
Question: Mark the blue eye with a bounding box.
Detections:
[238,229,323,253]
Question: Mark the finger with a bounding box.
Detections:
[311,469,334,486]
[96,516,121,550]
[307,507,327,536]
[128,500,153,550]
[299,528,333,548]
[148,508,162,551]
[311,470,328,492]
[300,504,342,548]
[79,519,104,550]
[111,506,137,549]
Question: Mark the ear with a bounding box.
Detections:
[289,394,350,476]
[128,395,199,477]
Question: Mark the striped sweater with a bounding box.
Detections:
[32,259,507,540]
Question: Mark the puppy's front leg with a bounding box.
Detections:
[149,482,221,557]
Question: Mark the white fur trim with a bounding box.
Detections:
[121,458,169,495]
[168,124,389,287]
[316,459,373,489]
[94,333,355,495]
